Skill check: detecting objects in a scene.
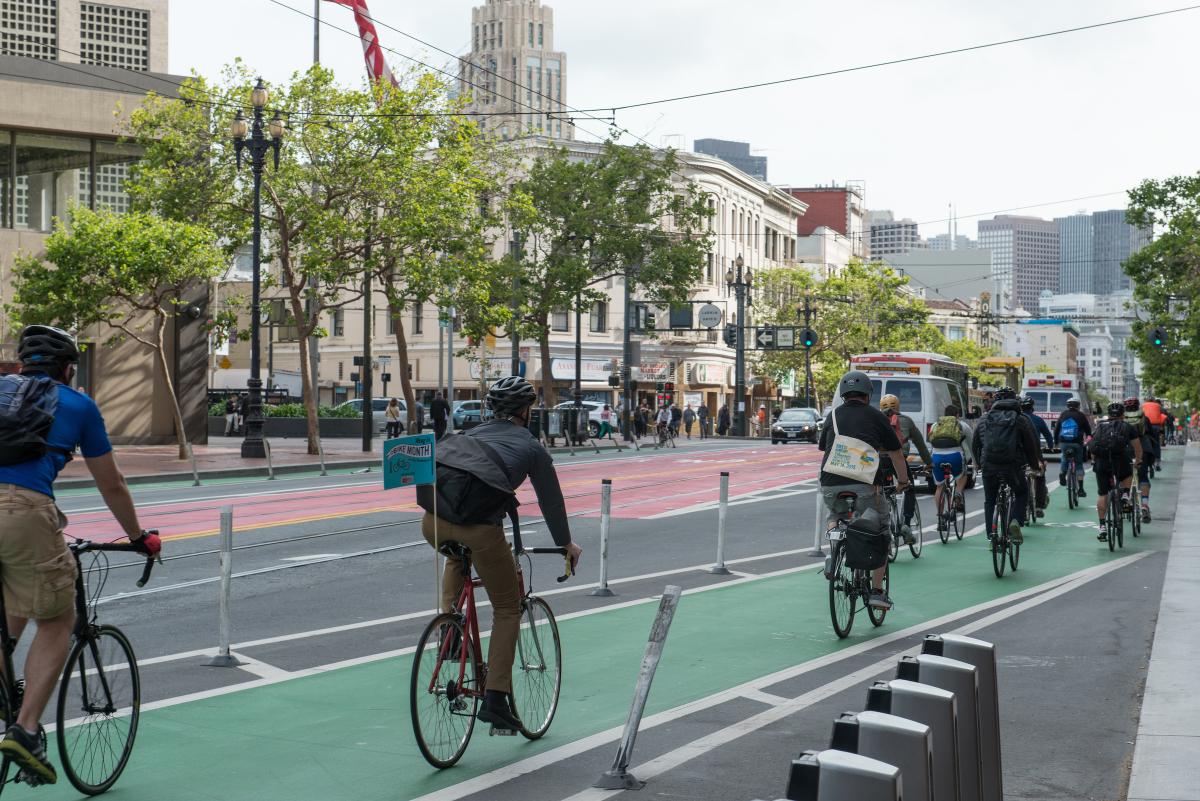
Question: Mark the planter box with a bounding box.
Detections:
[208,416,370,439]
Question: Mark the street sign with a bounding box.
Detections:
[382,434,436,490]
[756,327,775,348]
[755,326,801,350]
[697,303,722,328]
[775,327,795,350]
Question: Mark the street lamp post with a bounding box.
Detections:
[725,255,753,436]
[231,79,284,459]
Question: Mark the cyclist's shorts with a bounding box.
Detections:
[1060,442,1086,471]
[0,484,77,619]
[930,449,965,480]
[1094,460,1132,494]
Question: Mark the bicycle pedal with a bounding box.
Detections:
[16,769,47,787]
[488,725,519,737]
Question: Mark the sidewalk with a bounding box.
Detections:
[1127,443,1200,801]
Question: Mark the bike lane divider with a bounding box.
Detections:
[32,490,1166,801]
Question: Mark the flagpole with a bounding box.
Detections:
[313,0,320,64]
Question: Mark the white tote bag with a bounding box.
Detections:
[823,406,881,483]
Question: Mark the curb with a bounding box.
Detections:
[56,458,380,490]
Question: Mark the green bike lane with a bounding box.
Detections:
[36,452,1179,801]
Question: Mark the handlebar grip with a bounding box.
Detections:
[556,554,575,583]
[136,556,155,588]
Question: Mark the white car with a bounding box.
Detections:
[552,400,605,438]
[335,398,425,432]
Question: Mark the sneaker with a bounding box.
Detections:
[867,589,893,610]
[0,725,56,785]
[1035,508,1045,519]
[1077,487,1087,498]
[1097,523,1108,541]
[1059,473,1067,486]
[1121,493,1133,511]
[478,690,522,732]
[1008,521,1024,544]
[901,524,915,545]
[1142,504,1151,522]
[954,496,965,512]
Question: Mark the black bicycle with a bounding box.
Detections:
[1105,475,1125,552]
[990,480,1020,578]
[0,537,157,795]
[883,481,922,562]
[826,493,889,639]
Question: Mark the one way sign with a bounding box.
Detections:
[756,327,774,348]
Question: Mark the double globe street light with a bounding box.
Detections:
[725,254,753,437]
[231,79,285,458]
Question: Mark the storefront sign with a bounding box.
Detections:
[469,357,511,380]
[550,358,613,381]
[685,361,730,387]
[639,362,671,381]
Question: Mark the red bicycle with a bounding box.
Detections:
[410,524,572,769]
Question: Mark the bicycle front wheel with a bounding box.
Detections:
[0,675,12,796]
[991,500,1008,578]
[411,613,478,769]
[937,489,950,544]
[1131,501,1141,538]
[828,544,855,639]
[908,503,923,558]
[512,597,561,740]
[866,565,889,627]
[56,625,140,796]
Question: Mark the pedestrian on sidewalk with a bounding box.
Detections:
[635,404,649,439]
[683,404,696,439]
[235,394,246,434]
[697,404,709,439]
[223,396,236,436]
[669,403,683,437]
[430,391,450,439]
[598,404,613,438]
[755,405,767,437]
[385,398,402,439]
[717,404,731,437]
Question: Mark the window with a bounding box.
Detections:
[589,301,607,333]
[13,132,91,232]
[528,21,533,45]
[80,3,150,70]
[331,309,344,337]
[498,21,502,46]
[338,362,344,380]
[551,309,568,331]
[0,0,57,60]
[706,253,714,283]
[538,23,543,45]
[883,379,923,412]
[412,302,423,335]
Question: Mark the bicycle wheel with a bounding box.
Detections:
[1067,468,1078,509]
[56,625,140,795]
[828,544,855,639]
[908,502,923,558]
[512,597,561,740]
[1131,499,1141,538]
[1026,478,1038,526]
[867,565,889,627]
[954,489,966,540]
[1008,537,1020,571]
[1106,493,1119,553]
[937,490,950,545]
[0,677,12,796]
[411,613,479,769]
[991,493,1008,578]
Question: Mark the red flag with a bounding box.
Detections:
[324,0,398,89]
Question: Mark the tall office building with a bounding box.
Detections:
[867,210,923,259]
[0,0,167,71]
[1055,212,1094,294]
[459,0,573,140]
[693,139,767,181]
[1054,209,1151,295]
[926,233,977,251]
[978,215,1059,313]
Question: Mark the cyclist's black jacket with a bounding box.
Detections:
[970,398,1041,475]
[1053,408,1092,445]
[466,420,571,546]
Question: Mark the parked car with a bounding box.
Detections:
[770,407,822,444]
[552,400,605,438]
[452,399,492,429]
[335,398,426,432]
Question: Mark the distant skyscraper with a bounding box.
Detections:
[1054,209,1151,295]
[1055,213,1094,294]
[978,215,1059,313]
[693,139,767,181]
[867,210,923,259]
[459,0,573,140]
[926,233,977,251]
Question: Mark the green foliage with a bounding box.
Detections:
[208,402,358,418]
[1124,174,1200,404]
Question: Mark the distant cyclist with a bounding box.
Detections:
[819,371,910,611]
[1054,398,1092,498]
[879,394,932,543]
[1019,395,1053,517]
[929,404,973,518]
[972,388,1041,544]
[1089,402,1143,541]
[1124,398,1155,521]
[419,376,582,733]
[0,326,159,784]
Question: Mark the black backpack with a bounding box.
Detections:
[979,409,1020,470]
[415,433,518,526]
[1090,420,1129,461]
[0,374,66,466]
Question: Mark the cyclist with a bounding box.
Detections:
[878,394,932,543]
[1143,396,1166,463]
[819,371,910,611]
[655,404,671,442]
[420,376,582,733]
[1054,398,1092,498]
[929,404,973,518]
[0,325,159,785]
[1125,397,1155,521]
[1019,395,1053,517]
[1089,402,1143,541]
[971,387,1041,545]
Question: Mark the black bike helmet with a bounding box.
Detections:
[1123,396,1140,411]
[1107,401,1125,416]
[994,387,1017,401]
[18,324,79,366]
[1066,398,1081,409]
[1020,394,1034,412]
[486,375,536,416]
[837,370,873,398]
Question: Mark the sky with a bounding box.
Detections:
[168,0,1200,239]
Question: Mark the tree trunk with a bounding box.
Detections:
[288,291,320,455]
[538,325,554,405]
[152,312,190,460]
[477,340,489,398]
[388,297,420,435]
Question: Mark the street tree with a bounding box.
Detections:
[8,206,225,459]
[507,141,714,401]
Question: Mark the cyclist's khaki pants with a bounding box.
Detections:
[0,484,77,619]
[422,514,521,693]
[820,484,888,531]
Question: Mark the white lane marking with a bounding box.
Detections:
[61,480,380,515]
[408,548,1141,801]
[279,554,342,562]
[738,688,791,706]
[647,479,820,519]
[230,653,292,681]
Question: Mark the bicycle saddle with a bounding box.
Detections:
[437,541,472,559]
[836,490,859,500]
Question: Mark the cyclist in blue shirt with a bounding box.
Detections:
[0,326,159,785]
[1020,395,1053,517]
[1054,399,1092,498]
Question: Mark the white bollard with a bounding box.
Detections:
[205,506,242,667]
[263,437,275,480]
[590,479,615,597]
[185,442,201,487]
[808,485,826,557]
[709,472,732,575]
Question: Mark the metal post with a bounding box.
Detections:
[362,225,373,449]
[590,479,615,597]
[621,265,634,441]
[594,584,683,790]
[185,442,201,487]
[263,438,275,480]
[316,436,327,476]
[438,316,445,396]
[447,307,455,404]
[809,485,825,557]
[803,293,815,408]
[709,471,731,574]
[510,233,522,376]
[240,117,267,459]
[205,506,242,667]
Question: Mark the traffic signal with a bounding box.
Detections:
[646,311,656,331]
[656,382,665,393]
[800,327,818,349]
[1149,326,1168,349]
[664,382,675,393]
[723,323,736,348]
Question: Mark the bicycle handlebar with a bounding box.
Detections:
[521,546,574,583]
[71,530,161,588]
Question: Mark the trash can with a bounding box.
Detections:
[867,679,960,801]
[830,711,934,801]
[897,654,983,801]
[786,749,901,801]
[528,408,544,440]
[923,634,1002,801]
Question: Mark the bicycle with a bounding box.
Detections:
[0,536,158,796]
[883,480,922,561]
[1025,467,1042,527]
[1064,451,1079,510]
[656,422,676,449]
[935,463,966,544]
[989,479,1021,578]
[825,493,889,639]
[410,521,573,769]
[1104,473,1125,552]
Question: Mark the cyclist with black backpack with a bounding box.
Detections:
[417,376,581,733]
[1089,402,1143,541]
[971,388,1042,545]
[1054,399,1092,498]
[0,326,160,785]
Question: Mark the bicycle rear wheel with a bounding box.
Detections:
[867,565,889,627]
[991,494,1008,578]
[908,503,923,558]
[1106,492,1119,552]
[512,597,561,740]
[1067,467,1078,509]
[56,625,140,795]
[937,489,950,544]
[954,489,966,540]
[0,678,12,796]
[411,613,478,769]
[1008,538,1020,571]
[828,544,855,639]
[1131,500,1141,538]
